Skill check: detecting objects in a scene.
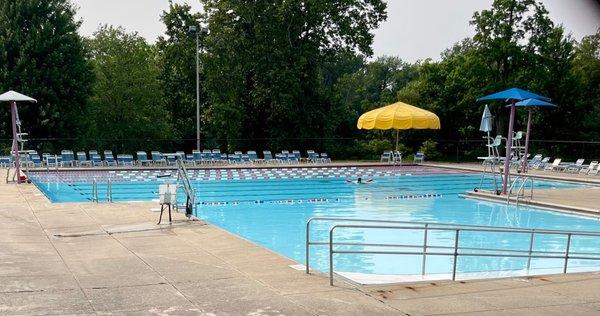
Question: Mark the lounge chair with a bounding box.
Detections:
[532,157,550,170]
[201,150,212,164]
[228,153,241,164]
[287,153,299,163]
[307,150,319,163]
[136,151,152,166]
[292,150,301,162]
[565,159,585,173]
[393,151,402,164]
[320,153,331,163]
[90,153,103,166]
[544,158,562,171]
[247,150,258,163]
[263,150,274,164]
[589,164,600,176]
[76,151,91,167]
[151,151,166,165]
[44,154,60,167]
[60,150,75,167]
[211,149,222,164]
[104,150,117,166]
[117,154,134,166]
[413,152,425,164]
[29,153,42,167]
[0,156,12,167]
[580,161,599,174]
[275,153,287,163]
[191,150,201,165]
[380,151,391,163]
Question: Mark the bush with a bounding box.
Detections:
[419,139,442,161]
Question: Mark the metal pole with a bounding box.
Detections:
[10,101,21,184]
[563,233,572,274]
[521,108,532,173]
[306,220,310,274]
[107,179,112,202]
[195,30,201,151]
[526,231,534,271]
[329,228,334,286]
[421,223,428,276]
[502,101,516,194]
[452,229,460,280]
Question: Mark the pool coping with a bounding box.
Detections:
[462,190,600,218]
[426,162,600,186]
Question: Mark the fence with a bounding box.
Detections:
[1,137,599,162]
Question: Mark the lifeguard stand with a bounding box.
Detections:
[0,91,37,184]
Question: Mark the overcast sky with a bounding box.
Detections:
[72,0,600,62]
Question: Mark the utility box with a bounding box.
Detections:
[159,183,177,205]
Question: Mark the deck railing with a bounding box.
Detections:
[305,217,600,286]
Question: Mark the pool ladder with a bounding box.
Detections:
[506,176,534,206]
[91,179,113,203]
[305,217,600,286]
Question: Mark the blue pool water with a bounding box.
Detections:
[30,167,600,279]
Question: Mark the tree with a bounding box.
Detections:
[0,0,93,152]
[156,2,205,148]
[200,0,387,151]
[83,26,175,153]
[572,30,600,141]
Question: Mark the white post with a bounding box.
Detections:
[10,101,22,184]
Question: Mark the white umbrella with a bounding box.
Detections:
[479,104,493,157]
[0,91,37,184]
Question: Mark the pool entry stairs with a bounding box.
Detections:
[305,217,600,286]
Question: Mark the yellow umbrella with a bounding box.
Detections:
[357,101,441,150]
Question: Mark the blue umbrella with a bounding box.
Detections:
[512,98,557,172]
[476,88,551,195]
[477,87,552,102]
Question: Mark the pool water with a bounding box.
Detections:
[30,167,600,279]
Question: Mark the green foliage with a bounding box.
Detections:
[0,0,93,148]
[419,139,441,161]
[82,26,175,153]
[200,0,387,151]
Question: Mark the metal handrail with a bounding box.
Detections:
[507,176,534,206]
[91,179,98,202]
[107,179,113,202]
[303,217,600,286]
[176,158,195,216]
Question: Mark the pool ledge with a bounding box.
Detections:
[463,188,600,217]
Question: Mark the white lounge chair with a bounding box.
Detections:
[580,161,599,174]
[565,159,585,173]
[380,151,391,163]
[544,158,562,171]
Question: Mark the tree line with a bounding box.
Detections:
[0,0,598,160]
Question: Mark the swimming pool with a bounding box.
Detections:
[29,166,600,281]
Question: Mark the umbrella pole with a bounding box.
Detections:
[395,130,399,152]
[10,101,21,184]
[487,131,491,157]
[502,101,516,194]
[521,108,532,173]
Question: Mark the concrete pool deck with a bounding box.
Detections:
[2,165,600,315]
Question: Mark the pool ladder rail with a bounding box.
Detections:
[506,176,534,206]
[91,178,113,203]
[305,217,600,286]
